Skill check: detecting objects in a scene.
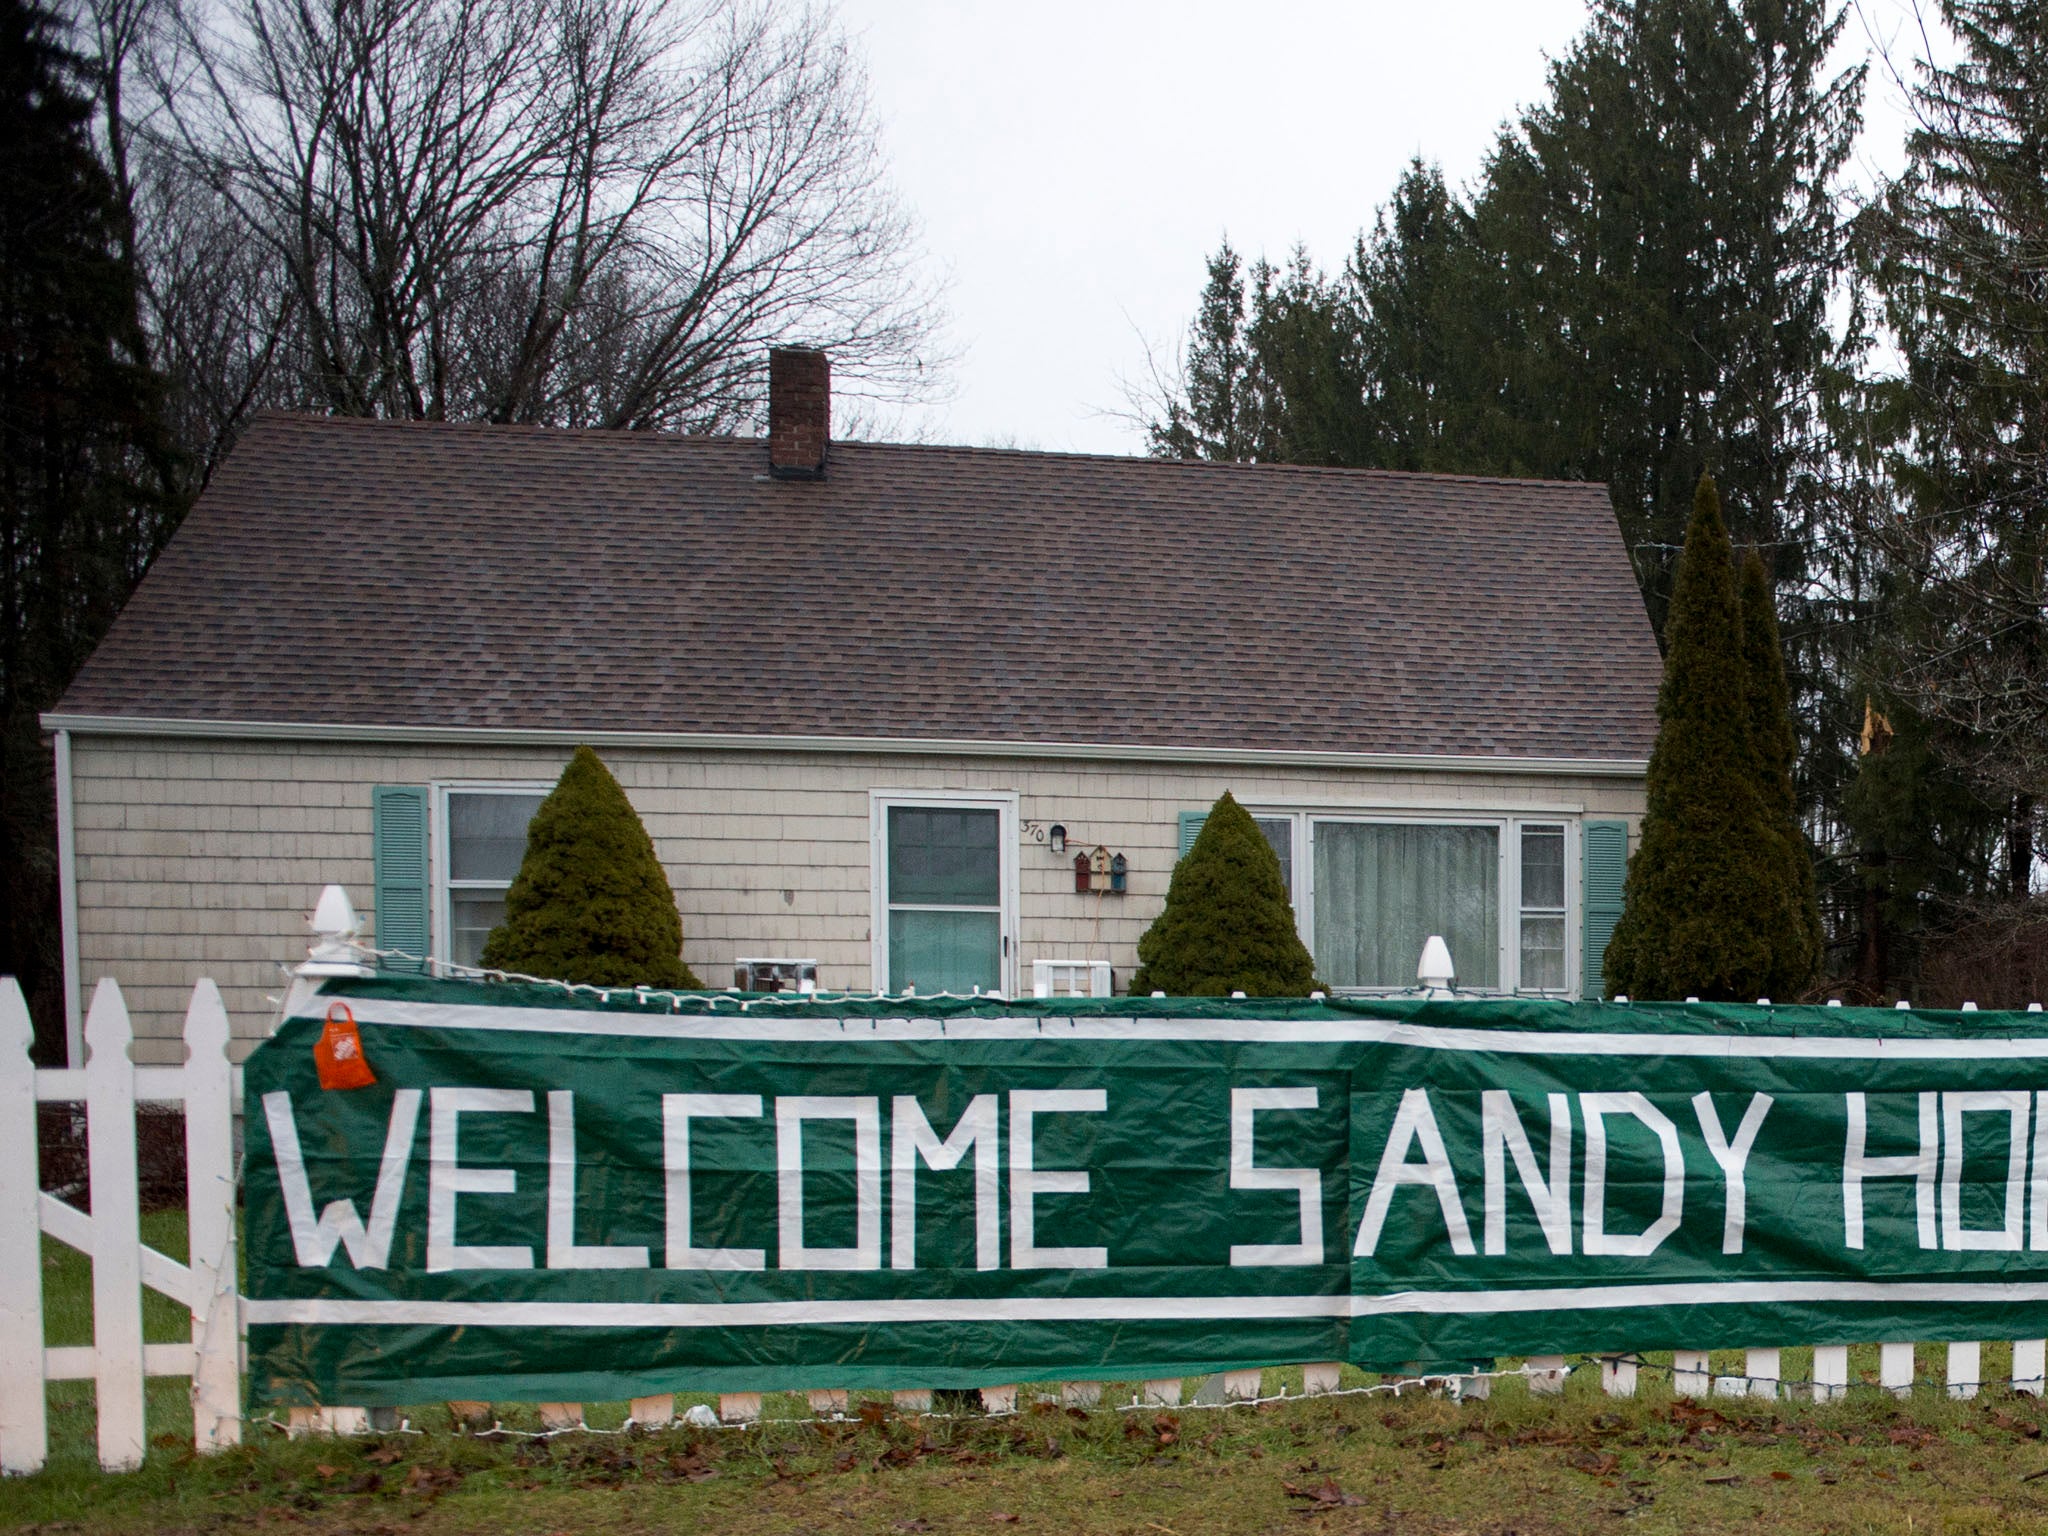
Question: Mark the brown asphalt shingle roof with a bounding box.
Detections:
[55,413,1662,759]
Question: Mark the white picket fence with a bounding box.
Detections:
[0,975,240,1474]
[5,971,2048,1475]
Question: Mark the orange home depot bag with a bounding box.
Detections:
[315,1001,377,1090]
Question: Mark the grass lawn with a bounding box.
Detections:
[6,1374,2048,1534]
[9,1211,2048,1532]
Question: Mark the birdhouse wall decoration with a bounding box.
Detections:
[1060,833,1127,895]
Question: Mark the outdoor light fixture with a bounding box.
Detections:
[1049,824,1067,854]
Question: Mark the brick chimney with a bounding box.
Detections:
[767,346,829,480]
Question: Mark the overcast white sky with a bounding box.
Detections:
[833,0,1951,456]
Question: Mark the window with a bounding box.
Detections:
[1517,824,1568,993]
[1313,822,1500,989]
[872,793,1017,996]
[1255,816,1295,902]
[438,786,547,968]
[1226,809,1578,995]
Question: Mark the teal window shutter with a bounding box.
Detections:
[372,786,431,974]
[1581,819,1628,1000]
[1177,811,1208,860]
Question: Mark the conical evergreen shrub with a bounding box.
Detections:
[1739,547,1823,997]
[1603,475,1785,1000]
[480,746,703,988]
[1130,791,1317,996]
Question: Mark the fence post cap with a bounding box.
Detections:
[0,976,30,1060]
[298,884,376,978]
[1416,935,1455,997]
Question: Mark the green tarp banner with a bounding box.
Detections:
[243,978,2048,1408]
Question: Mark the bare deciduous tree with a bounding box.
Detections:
[135,0,940,438]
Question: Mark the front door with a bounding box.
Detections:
[879,801,1010,996]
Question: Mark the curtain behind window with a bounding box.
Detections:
[1313,824,1499,988]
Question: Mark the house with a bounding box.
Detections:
[43,349,1664,1064]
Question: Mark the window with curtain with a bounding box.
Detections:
[1311,822,1500,989]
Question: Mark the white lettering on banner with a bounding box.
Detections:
[1355,1089,1475,1258]
[1843,1091,1937,1250]
[265,1089,421,1268]
[426,1087,535,1272]
[776,1097,883,1270]
[546,1091,649,1270]
[1943,1090,2030,1252]
[1481,1091,1572,1256]
[1580,1093,1684,1258]
[1228,1087,1324,1267]
[1691,1092,1774,1255]
[1009,1090,1109,1269]
[2034,1091,2048,1252]
[662,1093,767,1270]
[890,1095,1000,1271]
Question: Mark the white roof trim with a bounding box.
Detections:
[38,712,1649,778]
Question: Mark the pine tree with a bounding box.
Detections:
[1474,0,1862,639]
[1130,792,1316,997]
[1604,475,1787,999]
[1841,699,2005,997]
[1740,547,1823,995]
[1864,0,2048,900]
[1347,159,1507,475]
[1241,248,1372,467]
[1148,241,1255,461]
[0,0,177,1059]
[481,746,703,989]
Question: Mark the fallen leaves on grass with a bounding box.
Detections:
[1281,1475,1367,1509]
[401,1463,465,1501]
[1123,1413,1180,1450]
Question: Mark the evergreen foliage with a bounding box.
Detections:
[0,0,178,1058]
[1604,476,1788,1000]
[1148,245,1370,466]
[1740,548,1824,995]
[1842,700,2005,995]
[1148,242,1255,461]
[1864,0,2048,900]
[1130,792,1316,997]
[480,746,702,989]
[1148,0,1863,629]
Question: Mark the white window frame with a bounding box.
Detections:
[1243,807,1581,997]
[870,789,1020,997]
[432,780,552,967]
[1512,821,1573,997]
